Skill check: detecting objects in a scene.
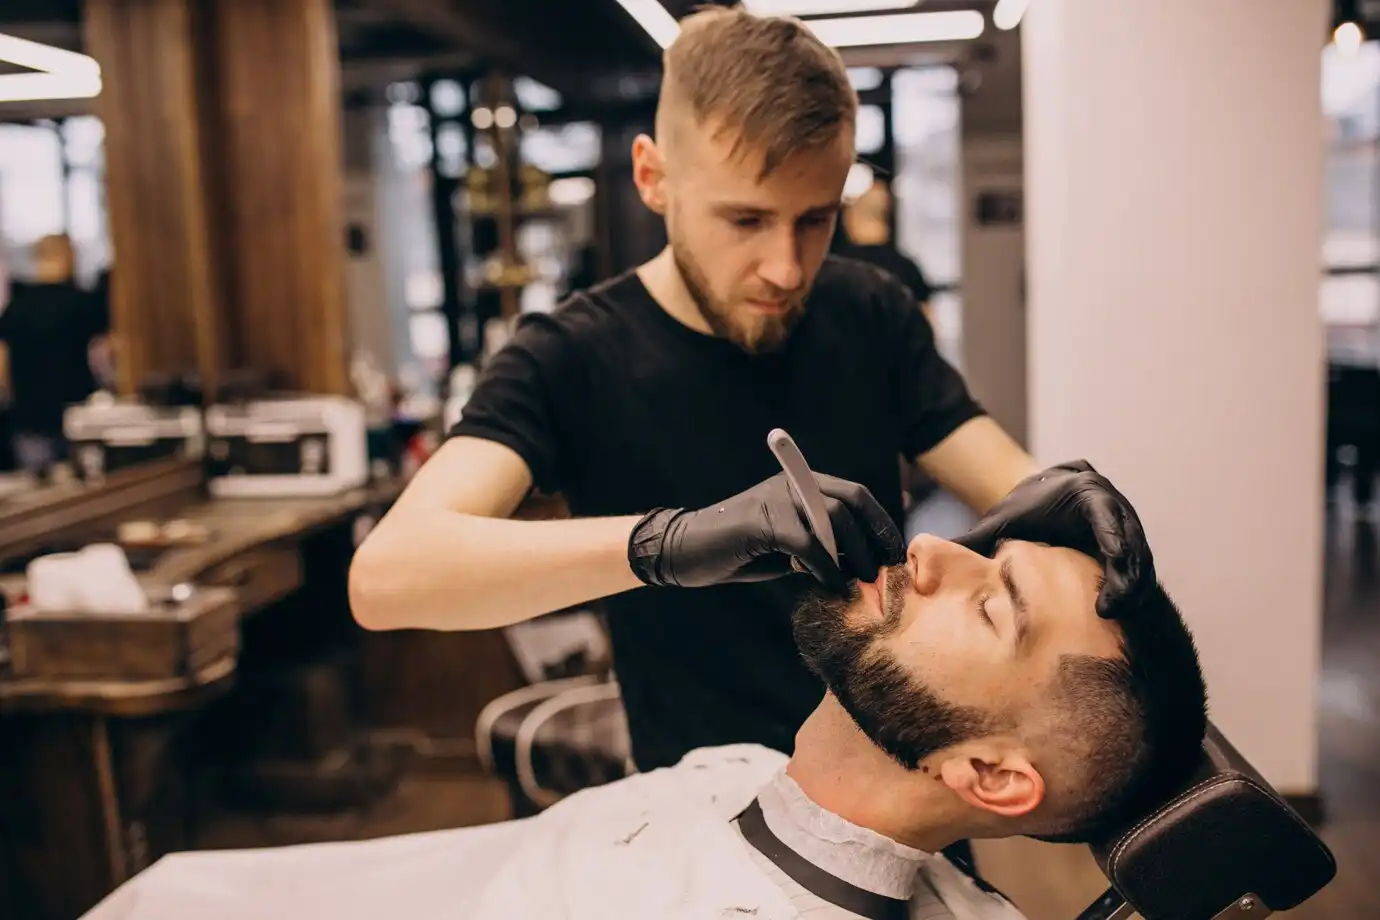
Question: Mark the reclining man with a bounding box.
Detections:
[86,523,1207,920]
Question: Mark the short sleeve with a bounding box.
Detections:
[883,277,985,459]
[449,313,576,494]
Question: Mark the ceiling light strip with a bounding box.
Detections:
[0,32,102,103]
[0,32,99,78]
[993,0,1030,31]
[742,0,919,17]
[0,72,103,104]
[613,0,681,50]
[803,10,986,47]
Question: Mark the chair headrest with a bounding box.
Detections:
[1088,722,1335,920]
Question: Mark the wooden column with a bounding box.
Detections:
[83,0,227,397]
[85,0,351,398]
[203,0,351,394]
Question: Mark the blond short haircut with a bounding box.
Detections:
[658,5,858,178]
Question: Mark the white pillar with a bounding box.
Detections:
[1023,0,1329,792]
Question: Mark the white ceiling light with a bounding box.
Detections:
[743,0,918,16]
[843,162,875,201]
[0,33,98,76]
[0,72,102,103]
[992,0,1029,31]
[613,0,681,50]
[0,32,101,103]
[803,10,985,47]
[846,66,884,91]
[1334,22,1365,55]
[549,176,596,207]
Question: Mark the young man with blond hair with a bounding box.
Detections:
[351,3,1158,876]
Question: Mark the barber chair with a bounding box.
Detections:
[1075,723,1336,920]
[475,612,632,815]
[476,675,631,814]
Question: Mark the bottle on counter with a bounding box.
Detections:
[350,351,396,474]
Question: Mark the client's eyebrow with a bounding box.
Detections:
[1000,555,1033,652]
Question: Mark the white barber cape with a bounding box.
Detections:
[83,744,1027,920]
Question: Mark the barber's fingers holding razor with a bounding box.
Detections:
[627,472,905,592]
[954,460,1156,619]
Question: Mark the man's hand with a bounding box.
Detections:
[953,461,1156,619]
[628,472,905,592]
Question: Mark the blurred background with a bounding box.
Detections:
[0,1,1373,918]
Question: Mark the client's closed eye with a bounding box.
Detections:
[975,593,996,630]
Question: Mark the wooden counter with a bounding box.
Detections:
[0,462,406,920]
[0,474,402,609]
[0,459,530,920]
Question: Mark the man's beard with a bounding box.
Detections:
[791,565,993,771]
[670,236,805,355]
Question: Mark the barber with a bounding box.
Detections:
[350,8,1154,776]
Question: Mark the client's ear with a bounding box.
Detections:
[939,751,1045,818]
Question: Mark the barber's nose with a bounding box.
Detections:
[906,534,983,597]
[758,231,804,292]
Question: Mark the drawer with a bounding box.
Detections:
[202,546,303,613]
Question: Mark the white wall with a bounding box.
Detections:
[1024,0,1328,791]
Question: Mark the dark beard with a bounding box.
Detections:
[791,565,993,771]
[670,241,802,354]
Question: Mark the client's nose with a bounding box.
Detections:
[906,534,986,596]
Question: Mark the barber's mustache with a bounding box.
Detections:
[823,564,911,637]
[745,281,807,302]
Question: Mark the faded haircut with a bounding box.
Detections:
[1029,582,1209,844]
[658,5,858,178]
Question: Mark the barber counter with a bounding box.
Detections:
[0,458,417,920]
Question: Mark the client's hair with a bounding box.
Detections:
[1029,582,1208,843]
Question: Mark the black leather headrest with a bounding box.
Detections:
[1088,722,1336,920]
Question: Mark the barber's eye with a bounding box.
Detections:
[732,216,762,230]
[799,214,831,228]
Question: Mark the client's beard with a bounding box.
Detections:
[791,565,993,771]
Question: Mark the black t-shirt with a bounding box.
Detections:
[836,243,934,304]
[0,281,108,436]
[452,255,983,771]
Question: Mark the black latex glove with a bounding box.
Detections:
[628,471,905,592]
[953,460,1155,619]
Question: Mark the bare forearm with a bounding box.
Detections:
[349,510,644,631]
[918,416,1040,515]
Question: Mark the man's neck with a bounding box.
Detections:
[784,695,968,854]
[636,247,714,336]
